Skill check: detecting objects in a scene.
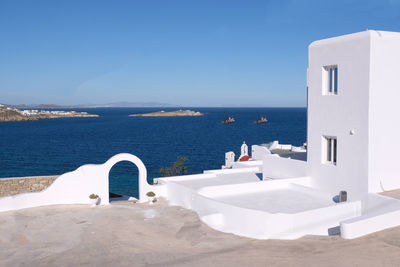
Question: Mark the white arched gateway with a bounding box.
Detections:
[105,153,153,202]
[0,153,163,212]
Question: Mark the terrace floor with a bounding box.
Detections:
[1,199,400,267]
[214,186,334,213]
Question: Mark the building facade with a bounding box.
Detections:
[307,30,400,200]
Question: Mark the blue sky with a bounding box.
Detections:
[1,0,399,107]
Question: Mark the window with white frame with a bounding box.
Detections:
[323,65,338,95]
[322,136,337,165]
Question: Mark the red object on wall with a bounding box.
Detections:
[239,155,252,162]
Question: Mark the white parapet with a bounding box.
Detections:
[340,194,400,239]
[262,154,308,180]
[0,153,160,212]
[251,145,271,160]
[163,175,362,239]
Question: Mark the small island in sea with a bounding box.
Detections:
[129,109,204,117]
[0,104,99,122]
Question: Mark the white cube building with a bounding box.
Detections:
[307,30,400,200]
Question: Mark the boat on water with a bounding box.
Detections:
[221,117,235,124]
[254,112,268,124]
[221,113,235,124]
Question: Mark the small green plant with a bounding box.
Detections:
[89,194,99,199]
[159,156,188,177]
[146,191,156,197]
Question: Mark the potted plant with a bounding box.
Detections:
[89,194,99,206]
[146,191,156,204]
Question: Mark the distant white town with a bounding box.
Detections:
[0,104,98,122]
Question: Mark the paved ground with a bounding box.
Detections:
[381,188,400,199]
[1,200,400,267]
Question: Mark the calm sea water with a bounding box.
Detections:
[0,107,306,197]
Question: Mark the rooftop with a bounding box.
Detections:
[309,30,400,48]
[213,185,334,213]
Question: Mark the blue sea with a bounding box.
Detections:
[0,108,306,197]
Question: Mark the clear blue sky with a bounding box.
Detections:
[1,0,399,107]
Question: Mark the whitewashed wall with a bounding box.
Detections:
[307,31,371,200]
[0,153,158,212]
[262,155,308,179]
[251,145,271,160]
[368,31,400,192]
[341,193,400,239]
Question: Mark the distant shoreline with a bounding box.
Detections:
[0,105,99,122]
[6,102,180,109]
[129,109,204,117]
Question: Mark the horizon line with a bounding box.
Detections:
[2,103,307,109]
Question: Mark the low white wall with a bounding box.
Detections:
[0,153,155,212]
[289,200,361,239]
[251,145,271,160]
[166,179,360,239]
[156,173,217,184]
[230,160,263,170]
[279,144,292,150]
[340,193,400,239]
[204,167,261,175]
[262,155,308,179]
[267,141,296,151]
[291,146,306,152]
[341,209,400,239]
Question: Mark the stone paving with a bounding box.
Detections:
[0,199,399,267]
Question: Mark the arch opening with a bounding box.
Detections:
[108,160,140,201]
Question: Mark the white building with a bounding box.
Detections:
[156,30,400,239]
[1,30,400,240]
[307,30,400,200]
